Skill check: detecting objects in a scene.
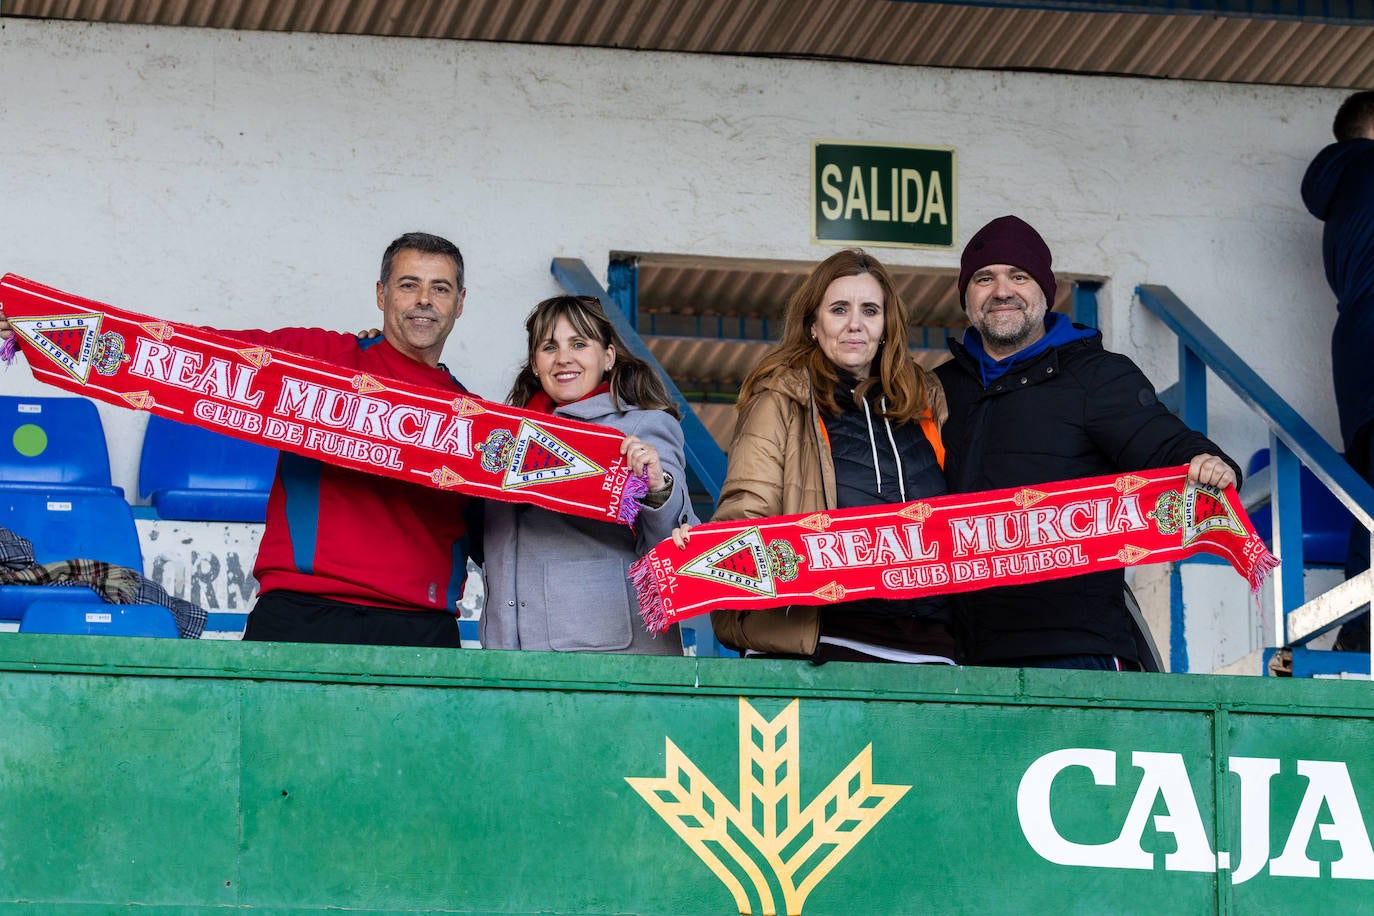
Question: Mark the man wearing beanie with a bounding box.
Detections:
[935,215,1241,671]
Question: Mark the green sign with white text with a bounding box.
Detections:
[813,141,956,249]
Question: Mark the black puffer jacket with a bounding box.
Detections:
[935,329,1241,665]
[1302,137,1374,464]
[820,379,955,658]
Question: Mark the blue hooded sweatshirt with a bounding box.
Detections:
[960,311,1097,387]
[1302,137,1374,460]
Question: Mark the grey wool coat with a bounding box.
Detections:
[480,394,697,654]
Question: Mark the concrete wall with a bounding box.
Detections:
[0,18,1342,500]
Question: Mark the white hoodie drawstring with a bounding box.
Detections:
[881,397,907,503]
[858,393,882,496]
[857,393,907,502]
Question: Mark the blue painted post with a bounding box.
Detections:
[606,258,639,332]
[1178,341,1208,437]
[1169,558,1188,674]
[1071,280,1100,328]
[1270,434,1306,645]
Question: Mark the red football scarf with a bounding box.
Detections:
[0,274,646,525]
[631,466,1278,632]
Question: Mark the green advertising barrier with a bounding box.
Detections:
[0,636,1372,914]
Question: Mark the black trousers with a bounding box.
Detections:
[243,590,462,648]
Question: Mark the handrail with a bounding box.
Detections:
[1136,284,1374,660]
[551,257,727,501]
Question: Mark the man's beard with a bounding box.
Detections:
[979,298,1041,351]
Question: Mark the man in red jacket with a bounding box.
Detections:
[212,231,480,647]
[0,232,478,647]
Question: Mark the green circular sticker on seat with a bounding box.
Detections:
[13,424,48,457]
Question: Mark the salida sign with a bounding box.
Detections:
[812,141,955,249]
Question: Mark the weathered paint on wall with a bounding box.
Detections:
[132,519,485,639]
[137,518,263,611]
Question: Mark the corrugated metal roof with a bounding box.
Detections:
[6,0,1373,89]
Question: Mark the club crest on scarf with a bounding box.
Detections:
[678,529,807,598]
[478,419,604,491]
[1149,482,1246,546]
[92,331,131,376]
[6,312,107,383]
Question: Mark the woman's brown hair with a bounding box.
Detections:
[507,295,680,418]
[737,248,927,423]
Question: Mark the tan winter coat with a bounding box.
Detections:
[709,362,947,655]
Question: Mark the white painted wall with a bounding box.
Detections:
[0,19,1346,661]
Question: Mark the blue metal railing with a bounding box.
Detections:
[1136,284,1374,663]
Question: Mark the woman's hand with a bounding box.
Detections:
[0,306,13,341]
[355,327,382,339]
[670,523,693,550]
[621,434,666,492]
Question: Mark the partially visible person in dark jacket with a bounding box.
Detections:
[935,215,1240,671]
[481,295,697,655]
[1301,90,1374,652]
[700,248,956,665]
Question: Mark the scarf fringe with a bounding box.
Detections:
[0,335,16,365]
[1248,545,1281,595]
[618,473,649,525]
[629,554,668,633]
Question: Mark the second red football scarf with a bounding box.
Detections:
[1,274,646,525]
[631,466,1277,632]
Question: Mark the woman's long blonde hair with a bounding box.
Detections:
[738,248,927,422]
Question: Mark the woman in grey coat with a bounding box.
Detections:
[480,295,698,654]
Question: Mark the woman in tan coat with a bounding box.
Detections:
[706,249,955,663]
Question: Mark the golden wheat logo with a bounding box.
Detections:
[626,698,909,916]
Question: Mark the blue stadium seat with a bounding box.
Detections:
[0,488,144,569]
[20,601,179,637]
[0,586,102,627]
[0,488,147,619]
[0,395,119,494]
[138,415,278,522]
[1247,449,1355,566]
[204,611,250,638]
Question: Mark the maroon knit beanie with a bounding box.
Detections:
[958,215,1056,309]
